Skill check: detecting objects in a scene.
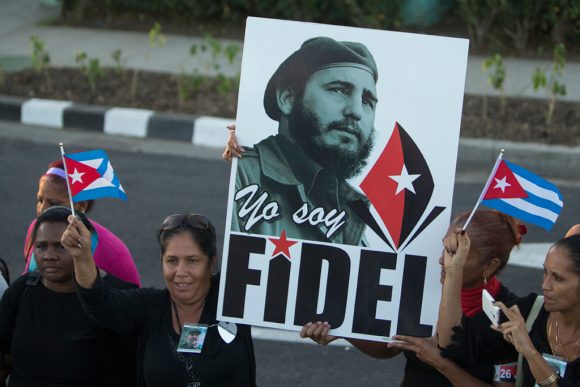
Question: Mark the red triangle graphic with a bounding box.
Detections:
[360,122,405,247]
[483,161,528,200]
[64,157,101,197]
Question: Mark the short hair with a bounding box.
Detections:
[450,210,524,276]
[157,214,217,260]
[28,206,96,257]
[551,234,580,277]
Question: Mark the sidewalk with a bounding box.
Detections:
[1,0,579,174]
[2,0,580,101]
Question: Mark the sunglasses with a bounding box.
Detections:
[160,213,213,234]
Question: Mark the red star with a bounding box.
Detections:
[268,230,297,259]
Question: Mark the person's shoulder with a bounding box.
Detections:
[102,272,139,290]
[1,272,38,303]
[89,219,120,240]
[497,283,519,305]
[238,146,258,160]
[510,293,541,317]
[9,273,32,289]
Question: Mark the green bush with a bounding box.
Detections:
[61,0,404,29]
[61,0,580,52]
[455,0,580,52]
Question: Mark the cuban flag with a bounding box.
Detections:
[63,150,127,202]
[481,159,562,230]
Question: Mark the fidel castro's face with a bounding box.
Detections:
[288,66,378,179]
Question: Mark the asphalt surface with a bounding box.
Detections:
[1,2,579,385]
[2,122,579,385]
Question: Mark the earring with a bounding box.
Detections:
[483,276,487,286]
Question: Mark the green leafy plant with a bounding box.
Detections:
[75,51,104,91]
[184,35,241,101]
[111,49,126,78]
[29,34,52,89]
[190,35,242,73]
[216,73,240,94]
[532,43,567,125]
[482,53,506,118]
[132,22,167,100]
[149,21,166,50]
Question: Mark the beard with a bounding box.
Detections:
[288,100,375,180]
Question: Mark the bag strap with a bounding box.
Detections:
[515,295,544,387]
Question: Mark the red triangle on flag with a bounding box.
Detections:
[483,160,528,200]
[64,157,101,197]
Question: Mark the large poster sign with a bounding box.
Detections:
[218,17,469,341]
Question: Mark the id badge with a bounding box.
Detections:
[493,362,516,383]
[534,353,566,387]
[177,323,209,354]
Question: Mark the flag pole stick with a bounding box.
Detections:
[59,143,76,218]
[462,149,505,231]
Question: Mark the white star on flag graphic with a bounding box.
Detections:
[389,165,420,195]
[492,176,512,193]
[68,168,85,184]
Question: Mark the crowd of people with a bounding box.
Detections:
[0,146,577,387]
[1,36,578,387]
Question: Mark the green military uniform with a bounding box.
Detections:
[232,134,369,246]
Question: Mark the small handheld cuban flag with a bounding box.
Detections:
[59,144,127,216]
[464,150,563,231]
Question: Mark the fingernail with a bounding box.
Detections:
[306,322,312,326]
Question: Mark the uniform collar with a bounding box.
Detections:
[256,134,367,203]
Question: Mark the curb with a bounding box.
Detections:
[0,95,231,149]
[2,94,580,180]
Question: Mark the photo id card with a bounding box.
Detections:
[177,324,208,354]
[534,353,567,387]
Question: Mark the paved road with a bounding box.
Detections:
[1,122,579,385]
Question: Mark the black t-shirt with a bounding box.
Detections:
[443,292,580,387]
[0,272,137,387]
[401,284,519,387]
[77,273,257,387]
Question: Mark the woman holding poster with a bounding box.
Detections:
[302,210,526,386]
[438,231,580,386]
[65,212,257,387]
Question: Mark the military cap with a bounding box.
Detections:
[263,36,378,121]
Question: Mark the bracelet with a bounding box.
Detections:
[538,372,558,387]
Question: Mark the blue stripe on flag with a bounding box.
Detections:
[482,198,555,230]
[66,149,107,164]
[505,160,561,194]
[73,186,128,202]
[523,191,564,214]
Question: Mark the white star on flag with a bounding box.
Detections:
[493,176,512,193]
[389,165,420,195]
[68,168,85,184]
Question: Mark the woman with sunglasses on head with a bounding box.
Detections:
[438,231,580,387]
[65,213,257,387]
[0,206,137,386]
[301,210,526,386]
[24,159,141,286]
